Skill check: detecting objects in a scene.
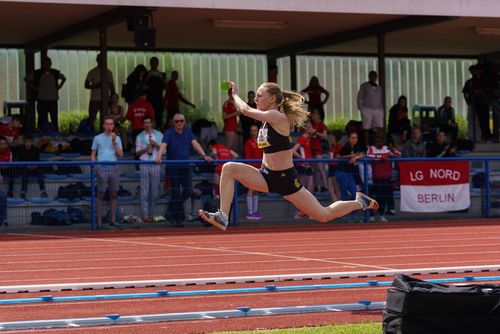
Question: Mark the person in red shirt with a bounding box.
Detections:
[0,116,22,146]
[0,136,14,199]
[126,91,155,144]
[292,122,314,218]
[163,70,195,128]
[309,109,329,193]
[328,131,343,202]
[209,139,238,198]
[244,125,264,220]
[222,89,239,151]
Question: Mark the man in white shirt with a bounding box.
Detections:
[136,115,163,222]
[357,71,384,145]
[85,53,115,130]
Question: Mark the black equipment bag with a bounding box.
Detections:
[383,274,500,334]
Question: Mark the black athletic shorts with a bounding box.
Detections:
[260,165,303,196]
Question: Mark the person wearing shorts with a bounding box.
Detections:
[357,71,384,146]
[91,116,123,229]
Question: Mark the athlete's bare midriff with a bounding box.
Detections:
[262,149,294,171]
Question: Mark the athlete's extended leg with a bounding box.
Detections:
[199,162,268,230]
[284,187,378,223]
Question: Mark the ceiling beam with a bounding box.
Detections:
[267,15,456,58]
[25,6,155,52]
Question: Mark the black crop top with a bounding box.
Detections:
[257,122,292,154]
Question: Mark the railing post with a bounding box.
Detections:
[363,160,369,222]
[90,161,96,230]
[232,181,239,226]
[485,159,491,218]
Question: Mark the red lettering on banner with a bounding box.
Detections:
[417,193,455,203]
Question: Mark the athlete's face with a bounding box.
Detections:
[255,86,276,111]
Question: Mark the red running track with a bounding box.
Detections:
[1,219,500,333]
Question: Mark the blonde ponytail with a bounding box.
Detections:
[260,82,310,128]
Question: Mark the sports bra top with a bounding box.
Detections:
[257,122,292,154]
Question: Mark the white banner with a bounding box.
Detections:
[400,183,470,212]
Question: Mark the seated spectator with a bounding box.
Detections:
[209,139,239,199]
[244,124,264,220]
[0,116,22,146]
[387,95,411,145]
[367,135,400,221]
[107,93,127,150]
[427,130,458,157]
[126,90,155,144]
[435,96,458,142]
[309,109,329,192]
[335,132,365,202]
[13,135,48,199]
[327,131,342,202]
[293,122,315,218]
[403,126,426,157]
[0,136,14,199]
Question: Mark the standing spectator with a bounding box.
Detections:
[135,115,163,223]
[327,131,342,202]
[25,56,66,132]
[13,135,48,199]
[387,95,411,145]
[471,65,492,141]
[244,124,264,220]
[0,116,23,146]
[85,53,115,129]
[309,109,329,192]
[335,132,365,202]
[163,70,196,127]
[222,89,239,151]
[0,136,14,199]
[209,139,239,198]
[145,57,166,128]
[462,65,481,141]
[123,64,147,105]
[367,135,400,221]
[435,96,458,142]
[0,137,8,226]
[156,113,211,227]
[240,91,260,143]
[427,130,457,157]
[293,123,314,218]
[107,93,127,151]
[301,76,330,121]
[403,126,426,158]
[126,90,155,144]
[91,116,123,229]
[268,64,278,83]
[357,71,384,146]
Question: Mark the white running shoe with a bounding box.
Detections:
[198,209,228,231]
[355,192,379,211]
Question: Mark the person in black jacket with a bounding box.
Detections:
[14,135,48,199]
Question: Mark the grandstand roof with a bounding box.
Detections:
[0,0,499,57]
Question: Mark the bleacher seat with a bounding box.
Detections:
[44,174,67,181]
[7,198,25,205]
[29,197,53,205]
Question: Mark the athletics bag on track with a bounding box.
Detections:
[383,274,500,334]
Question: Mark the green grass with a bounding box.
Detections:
[213,322,381,334]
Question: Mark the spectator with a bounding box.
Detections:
[13,135,48,200]
[126,90,155,144]
[123,64,147,105]
[209,139,239,198]
[427,130,457,157]
[327,130,342,202]
[0,138,8,226]
[222,89,240,151]
[163,70,196,127]
[91,116,123,229]
[84,53,115,129]
[293,122,314,218]
[301,76,330,121]
[240,91,260,143]
[471,65,492,141]
[435,96,458,142]
[156,113,211,227]
[403,126,426,158]
[268,64,278,83]
[387,95,411,145]
[367,135,400,221]
[244,124,264,220]
[309,109,329,192]
[335,132,365,202]
[135,115,163,223]
[462,65,481,141]
[145,57,166,128]
[0,136,14,199]
[0,116,22,146]
[107,93,127,150]
[357,71,384,145]
[25,56,66,132]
